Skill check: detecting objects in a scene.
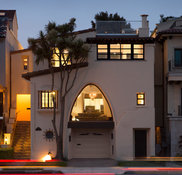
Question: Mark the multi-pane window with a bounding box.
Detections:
[97,44,144,60]
[51,48,71,67]
[22,56,29,70]
[137,92,145,106]
[39,91,57,109]
[174,49,182,67]
[97,44,108,59]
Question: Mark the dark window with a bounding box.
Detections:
[174,49,182,67]
[39,91,57,109]
[97,44,144,60]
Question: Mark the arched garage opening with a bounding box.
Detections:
[68,84,114,158]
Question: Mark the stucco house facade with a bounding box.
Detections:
[23,15,155,160]
[153,17,182,156]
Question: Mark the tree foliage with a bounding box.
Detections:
[28,19,89,160]
[91,11,130,29]
[160,14,175,23]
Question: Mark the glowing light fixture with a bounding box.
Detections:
[42,152,52,162]
[4,133,11,145]
[89,93,97,100]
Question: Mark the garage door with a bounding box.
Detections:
[71,129,111,158]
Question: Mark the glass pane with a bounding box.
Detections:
[134,44,143,49]
[134,54,143,59]
[71,85,112,121]
[121,54,131,59]
[110,54,120,59]
[121,49,131,54]
[98,54,108,59]
[121,44,131,49]
[134,49,143,54]
[137,100,144,105]
[175,50,182,67]
[98,49,108,53]
[98,44,107,49]
[110,44,120,49]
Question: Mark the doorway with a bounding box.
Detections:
[16,94,31,121]
[134,130,147,157]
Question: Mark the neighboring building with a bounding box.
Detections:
[23,15,155,160]
[0,10,32,158]
[153,17,182,156]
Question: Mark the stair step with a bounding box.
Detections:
[13,121,31,159]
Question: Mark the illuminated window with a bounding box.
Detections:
[97,44,144,60]
[97,44,108,59]
[137,92,145,105]
[71,85,112,121]
[51,48,71,67]
[22,56,29,70]
[39,91,57,109]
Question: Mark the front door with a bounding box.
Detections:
[16,94,31,121]
[135,130,147,157]
[0,93,3,116]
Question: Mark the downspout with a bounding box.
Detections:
[9,54,12,120]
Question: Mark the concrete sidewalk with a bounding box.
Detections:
[67,158,118,167]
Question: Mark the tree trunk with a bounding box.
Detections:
[55,96,65,160]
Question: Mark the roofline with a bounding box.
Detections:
[86,37,154,44]
[72,28,95,35]
[22,62,88,80]
[11,48,31,54]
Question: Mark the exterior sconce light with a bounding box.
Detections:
[42,152,52,162]
[4,133,11,145]
[89,93,97,100]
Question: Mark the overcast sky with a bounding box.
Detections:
[1,0,182,48]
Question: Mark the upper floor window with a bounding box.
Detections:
[51,48,71,67]
[22,55,29,70]
[97,44,144,60]
[137,92,145,106]
[39,90,57,109]
[174,49,182,67]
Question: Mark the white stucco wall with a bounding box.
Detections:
[11,49,33,109]
[30,31,155,160]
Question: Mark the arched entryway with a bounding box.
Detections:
[68,84,114,158]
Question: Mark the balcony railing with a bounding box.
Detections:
[168,59,182,72]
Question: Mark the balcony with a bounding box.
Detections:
[168,59,182,82]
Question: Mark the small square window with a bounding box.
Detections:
[137,92,145,105]
[22,56,29,70]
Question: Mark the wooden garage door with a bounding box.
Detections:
[71,129,111,158]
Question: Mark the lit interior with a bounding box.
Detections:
[51,48,71,67]
[137,92,145,105]
[41,91,56,108]
[22,55,29,70]
[71,85,112,121]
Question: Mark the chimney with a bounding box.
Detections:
[138,14,149,37]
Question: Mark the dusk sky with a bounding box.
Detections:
[1,0,182,48]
